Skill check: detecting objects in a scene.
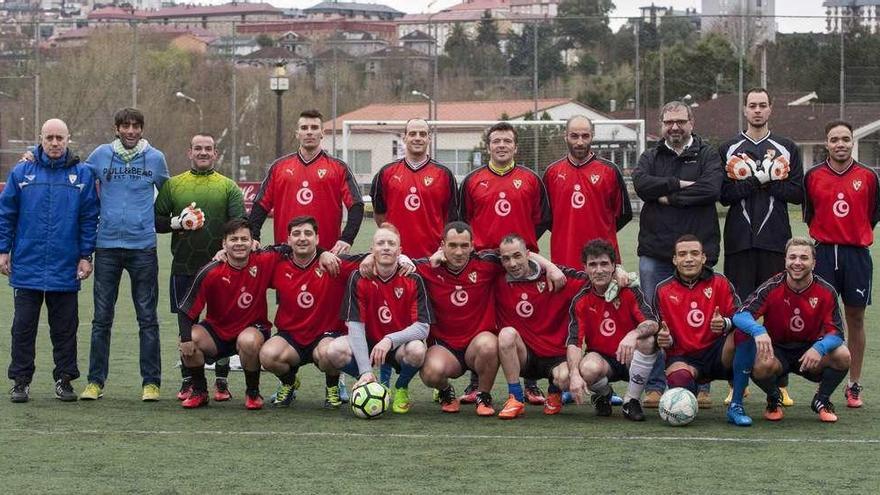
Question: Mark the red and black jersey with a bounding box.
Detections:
[567,286,655,357]
[804,160,880,247]
[179,250,279,341]
[459,165,551,252]
[740,273,844,344]
[272,252,367,346]
[543,155,632,267]
[415,251,505,351]
[495,268,588,358]
[655,269,740,357]
[254,150,362,248]
[341,271,434,346]
[370,158,458,258]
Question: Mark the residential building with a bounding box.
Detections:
[701,0,776,44]
[302,1,404,21]
[825,0,880,33]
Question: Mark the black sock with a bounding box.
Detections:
[548,383,561,394]
[278,367,297,386]
[325,373,339,388]
[244,370,260,393]
[777,374,789,388]
[524,378,538,388]
[817,367,848,401]
[181,365,192,379]
[215,361,230,379]
[189,366,207,392]
[753,375,780,400]
[469,371,479,387]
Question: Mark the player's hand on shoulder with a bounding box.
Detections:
[21,150,34,162]
[657,321,672,349]
[319,250,341,277]
[250,239,261,250]
[331,240,351,255]
[546,265,567,292]
[428,248,446,267]
[358,253,376,278]
[212,248,227,263]
[397,254,415,276]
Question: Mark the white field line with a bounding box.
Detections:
[2,428,878,444]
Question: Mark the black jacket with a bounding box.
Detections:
[632,134,722,265]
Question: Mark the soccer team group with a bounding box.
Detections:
[1,87,877,426]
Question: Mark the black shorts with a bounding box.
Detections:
[724,249,785,301]
[773,342,823,382]
[429,338,469,376]
[170,274,195,313]
[275,331,340,366]
[815,243,872,307]
[667,337,731,383]
[200,321,269,364]
[520,347,565,381]
[595,352,629,383]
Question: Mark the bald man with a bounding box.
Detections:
[0,119,99,403]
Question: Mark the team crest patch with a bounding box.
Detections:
[853,180,862,191]
[809,297,818,309]
[468,271,478,284]
[315,268,324,277]
[317,168,327,179]
[590,174,600,184]
[249,266,258,277]
[703,287,713,299]
[68,174,77,184]
[612,299,621,309]
[394,287,404,299]
[513,179,522,189]
[537,281,546,293]
[423,176,434,187]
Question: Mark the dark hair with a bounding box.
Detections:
[300,109,324,121]
[114,107,145,128]
[581,238,616,264]
[223,218,252,238]
[825,119,853,136]
[674,234,702,250]
[288,215,318,234]
[486,122,517,145]
[499,233,527,250]
[442,221,472,240]
[744,87,772,106]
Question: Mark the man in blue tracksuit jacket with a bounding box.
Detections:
[79,107,170,402]
[0,118,99,403]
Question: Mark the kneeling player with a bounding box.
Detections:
[655,235,740,418]
[178,219,282,410]
[324,224,433,413]
[731,237,851,424]
[567,239,659,421]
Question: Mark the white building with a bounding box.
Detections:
[701,0,776,44]
[825,0,880,33]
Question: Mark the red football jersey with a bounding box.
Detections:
[254,150,362,248]
[740,273,844,344]
[543,155,632,267]
[272,252,366,346]
[804,160,880,247]
[655,270,740,357]
[495,270,587,358]
[459,165,550,252]
[415,251,505,351]
[180,251,279,341]
[370,158,458,258]
[341,271,434,346]
[567,286,655,357]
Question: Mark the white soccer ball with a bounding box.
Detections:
[658,387,698,426]
[350,382,391,419]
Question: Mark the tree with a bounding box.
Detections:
[475,10,500,48]
[557,0,615,51]
[440,23,473,75]
[507,23,567,84]
[255,34,275,48]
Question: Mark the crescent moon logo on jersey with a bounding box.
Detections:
[833,193,850,218]
[571,184,586,209]
[469,271,478,284]
[394,287,404,299]
[296,181,313,205]
[703,287,712,299]
[515,293,534,318]
[494,192,512,217]
[790,308,805,332]
[599,311,616,337]
[423,176,434,187]
[297,287,315,309]
[237,291,254,309]
[378,305,392,324]
[687,301,705,328]
[405,187,421,211]
[537,281,546,293]
[590,174,600,184]
[317,169,327,179]
[513,179,522,189]
[809,297,818,309]
[451,286,469,307]
[249,266,258,277]
[853,180,862,191]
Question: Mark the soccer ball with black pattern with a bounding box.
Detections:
[350,382,391,419]
[658,387,698,426]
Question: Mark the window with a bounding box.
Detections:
[350,149,372,175]
[436,149,474,176]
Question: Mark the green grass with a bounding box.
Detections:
[0,216,878,494]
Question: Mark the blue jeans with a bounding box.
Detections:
[639,256,674,393]
[87,248,161,387]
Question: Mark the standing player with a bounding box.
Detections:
[154,133,246,402]
[730,237,850,425]
[177,219,284,410]
[566,239,659,421]
[249,109,363,254]
[654,235,740,413]
[720,88,803,406]
[371,118,458,258]
[543,115,632,267]
[324,224,433,413]
[804,120,880,408]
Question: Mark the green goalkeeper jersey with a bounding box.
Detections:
[155,169,246,275]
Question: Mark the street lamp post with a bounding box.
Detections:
[269,61,289,159]
[411,89,434,156]
[175,91,203,131]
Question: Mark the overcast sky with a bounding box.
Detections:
[258,0,827,33]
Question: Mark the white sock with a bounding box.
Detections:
[589,377,611,397]
[625,350,657,403]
